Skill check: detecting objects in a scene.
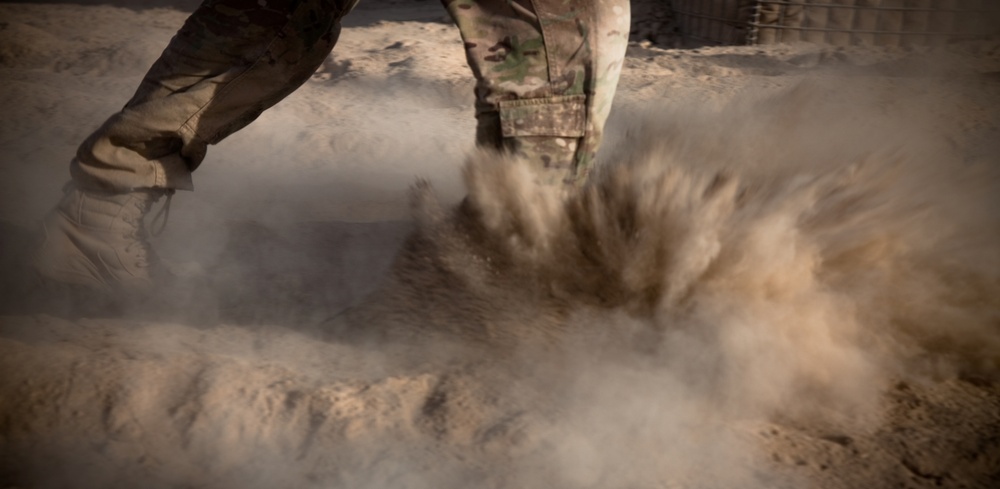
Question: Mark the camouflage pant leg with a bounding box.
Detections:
[71,0,357,192]
[442,0,630,185]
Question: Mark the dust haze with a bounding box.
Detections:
[1,1,999,488]
[334,77,998,487]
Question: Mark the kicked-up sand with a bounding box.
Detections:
[1,1,998,487]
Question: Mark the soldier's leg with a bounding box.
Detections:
[36,0,358,292]
[73,0,358,192]
[442,0,630,185]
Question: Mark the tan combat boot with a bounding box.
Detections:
[33,184,174,294]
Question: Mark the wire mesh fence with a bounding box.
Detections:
[671,0,1000,47]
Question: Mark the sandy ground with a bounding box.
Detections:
[1,1,999,488]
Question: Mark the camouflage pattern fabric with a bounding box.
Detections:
[445,0,629,185]
[71,0,628,192]
[73,0,353,191]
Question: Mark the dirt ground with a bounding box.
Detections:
[1,1,999,488]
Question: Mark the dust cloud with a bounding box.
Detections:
[3,76,999,488]
[325,79,999,486]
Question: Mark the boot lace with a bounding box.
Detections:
[150,190,174,237]
[121,189,174,269]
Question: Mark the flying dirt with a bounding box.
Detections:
[1,1,999,488]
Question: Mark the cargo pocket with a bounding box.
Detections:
[498,94,587,138]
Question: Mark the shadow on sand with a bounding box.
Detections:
[0,219,413,333]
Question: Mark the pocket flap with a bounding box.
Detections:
[499,94,586,138]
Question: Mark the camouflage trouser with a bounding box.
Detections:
[71,0,629,192]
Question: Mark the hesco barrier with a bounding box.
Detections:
[671,0,1000,47]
